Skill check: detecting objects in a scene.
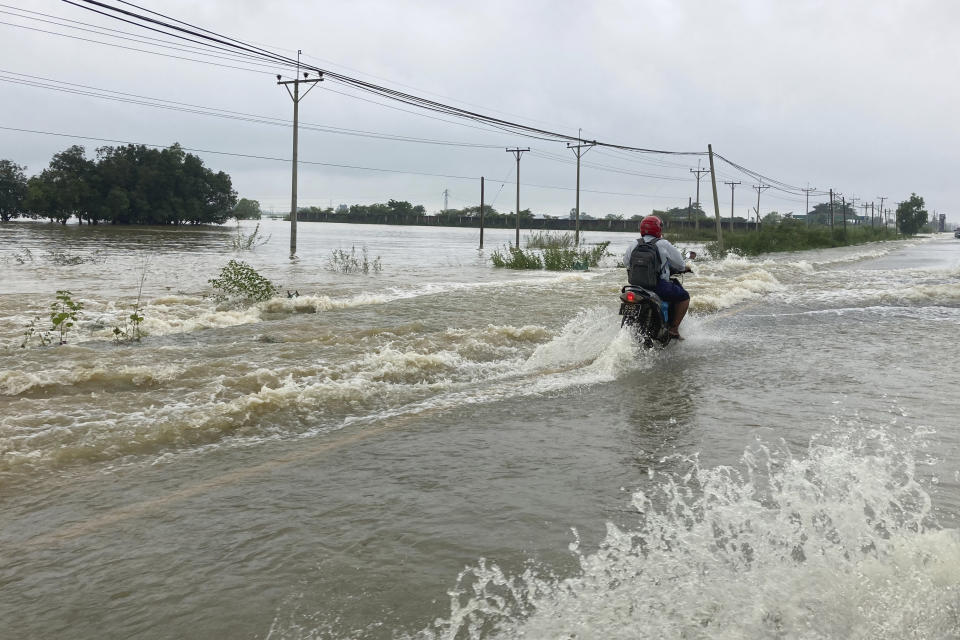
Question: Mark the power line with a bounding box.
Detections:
[0,124,687,200]
[24,1,831,202]
[62,0,708,155]
[0,5,286,68]
[0,19,281,75]
[0,70,505,149]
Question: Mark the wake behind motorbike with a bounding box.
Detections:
[618,252,695,348]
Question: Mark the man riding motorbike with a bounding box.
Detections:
[622,215,692,339]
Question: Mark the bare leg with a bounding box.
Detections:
[669,298,690,333]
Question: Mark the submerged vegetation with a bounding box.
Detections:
[491,241,610,271]
[232,222,271,251]
[327,245,383,274]
[525,230,577,250]
[209,259,279,303]
[490,246,543,270]
[705,222,895,258]
[113,264,148,344]
[50,290,83,344]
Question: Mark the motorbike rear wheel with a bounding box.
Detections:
[621,300,670,348]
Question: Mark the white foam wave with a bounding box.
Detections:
[420,420,959,640]
[693,268,785,313]
[0,363,182,396]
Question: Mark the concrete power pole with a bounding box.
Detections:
[802,186,817,225]
[567,137,597,246]
[277,50,322,259]
[847,196,860,233]
[442,188,449,213]
[723,181,741,232]
[506,147,529,247]
[690,163,711,231]
[707,144,723,248]
[752,183,770,231]
[479,177,485,249]
[877,196,887,230]
[829,189,836,230]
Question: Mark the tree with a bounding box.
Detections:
[0,160,28,222]
[605,213,624,221]
[762,211,782,225]
[27,146,96,224]
[896,193,928,235]
[232,198,262,220]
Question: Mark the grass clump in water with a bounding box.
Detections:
[542,241,611,271]
[492,241,610,271]
[525,231,576,250]
[327,245,382,274]
[706,222,893,257]
[490,246,543,269]
[209,259,279,303]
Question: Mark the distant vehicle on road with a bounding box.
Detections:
[955,228,960,238]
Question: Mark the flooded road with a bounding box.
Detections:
[2,219,959,639]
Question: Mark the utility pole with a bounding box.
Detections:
[690,162,711,231]
[752,183,770,231]
[479,177,485,249]
[877,196,886,229]
[442,188,449,213]
[829,189,836,230]
[723,180,741,232]
[506,147,529,247]
[707,144,722,248]
[848,196,859,233]
[567,137,596,246]
[842,196,849,233]
[277,50,322,259]
[802,185,817,225]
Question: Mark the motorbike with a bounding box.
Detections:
[618,251,695,348]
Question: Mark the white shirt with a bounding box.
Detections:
[622,235,685,281]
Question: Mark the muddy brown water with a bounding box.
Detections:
[2,220,960,639]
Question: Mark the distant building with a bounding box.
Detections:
[336,204,348,214]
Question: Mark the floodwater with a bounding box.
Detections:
[1,219,959,639]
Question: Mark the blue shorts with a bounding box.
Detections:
[655,279,690,302]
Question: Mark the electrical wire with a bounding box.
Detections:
[0,70,505,149]
[19,0,831,206]
[63,0,708,154]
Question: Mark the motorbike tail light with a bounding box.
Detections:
[625,291,637,303]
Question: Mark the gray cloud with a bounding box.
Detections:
[1,0,955,221]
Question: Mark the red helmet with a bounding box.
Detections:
[640,215,663,238]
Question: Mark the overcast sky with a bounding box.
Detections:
[2,0,957,222]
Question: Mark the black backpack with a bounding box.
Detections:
[627,237,662,288]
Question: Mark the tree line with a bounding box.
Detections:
[0,144,240,225]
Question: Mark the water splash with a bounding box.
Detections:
[418,419,960,639]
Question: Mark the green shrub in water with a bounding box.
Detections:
[490,246,543,269]
[50,289,83,344]
[493,241,609,271]
[525,231,576,250]
[209,259,279,303]
[705,222,894,257]
[542,241,610,271]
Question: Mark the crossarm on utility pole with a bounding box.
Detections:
[277,49,322,259]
